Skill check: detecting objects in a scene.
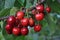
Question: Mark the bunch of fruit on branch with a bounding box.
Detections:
[5,4,51,36]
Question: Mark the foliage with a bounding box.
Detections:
[0,0,60,40]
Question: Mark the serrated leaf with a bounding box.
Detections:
[0,8,11,17]
[0,0,5,11]
[4,0,15,8]
[10,7,18,15]
[14,0,24,8]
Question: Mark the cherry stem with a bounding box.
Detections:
[0,16,10,20]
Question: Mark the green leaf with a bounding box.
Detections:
[0,0,5,11]
[23,0,26,7]
[0,8,11,17]
[14,0,24,8]
[46,0,60,13]
[10,7,18,15]
[45,14,57,36]
[4,0,15,8]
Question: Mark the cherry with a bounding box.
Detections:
[14,17,20,26]
[46,6,51,13]
[35,13,44,21]
[6,30,12,34]
[21,27,28,35]
[32,9,37,15]
[21,18,29,27]
[34,25,41,32]
[5,24,13,34]
[5,24,13,31]
[7,16,16,25]
[16,11,24,20]
[17,24,23,28]
[36,4,44,12]
[29,18,35,27]
[12,27,21,36]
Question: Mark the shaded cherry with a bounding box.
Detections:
[21,27,28,35]
[34,25,41,32]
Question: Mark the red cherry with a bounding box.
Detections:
[34,25,41,32]
[16,11,24,20]
[21,27,28,35]
[46,6,51,13]
[6,30,12,34]
[14,17,20,26]
[36,4,44,12]
[21,18,29,27]
[5,24,13,34]
[32,9,37,15]
[12,27,21,36]
[7,16,16,25]
[29,18,35,27]
[35,13,44,21]
[5,24,13,31]
[17,24,23,28]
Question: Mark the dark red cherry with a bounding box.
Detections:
[35,13,44,21]
[21,18,29,27]
[21,27,28,35]
[46,6,51,13]
[12,27,21,36]
[16,11,24,20]
[29,18,35,27]
[7,16,16,25]
[5,24,13,31]
[36,4,44,12]
[34,25,41,32]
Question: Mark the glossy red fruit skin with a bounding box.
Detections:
[17,24,23,28]
[34,25,41,32]
[29,18,35,27]
[21,28,28,35]
[14,17,20,26]
[12,27,21,36]
[36,4,44,12]
[35,13,44,21]
[5,24,13,34]
[5,24,13,31]
[7,16,16,25]
[21,18,29,27]
[46,6,51,13]
[16,11,24,20]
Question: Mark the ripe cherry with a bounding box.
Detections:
[35,13,44,21]
[12,27,21,36]
[6,30,12,34]
[32,9,37,15]
[5,24,13,34]
[7,16,16,25]
[34,25,41,32]
[21,18,29,27]
[36,4,44,12]
[5,24,13,31]
[16,11,24,20]
[29,18,35,27]
[17,24,23,28]
[14,17,20,26]
[46,6,51,13]
[21,27,28,35]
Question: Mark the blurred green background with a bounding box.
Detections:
[0,0,60,40]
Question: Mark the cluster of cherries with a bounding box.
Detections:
[5,4,51,36]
